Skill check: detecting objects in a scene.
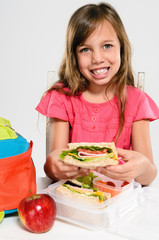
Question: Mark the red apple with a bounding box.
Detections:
[18,193,56,233]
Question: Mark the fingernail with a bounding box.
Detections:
[106,166,111,170]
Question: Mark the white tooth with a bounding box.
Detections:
[93,68,108,75]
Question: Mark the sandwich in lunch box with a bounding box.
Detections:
[59,142,119,169]
[56,179,111,204]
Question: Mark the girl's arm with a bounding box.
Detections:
[130,119,157,184]
[44,118,89,181]
[96,120,157,185]
[48,118,70,151]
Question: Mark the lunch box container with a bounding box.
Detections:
[92,173,133,197]
[41,177,141,231]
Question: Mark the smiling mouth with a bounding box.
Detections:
[91,67,109,75]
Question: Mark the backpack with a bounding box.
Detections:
[0,117,36,214]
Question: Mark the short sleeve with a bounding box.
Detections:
[133,92,159,122]
[35,91,69,121]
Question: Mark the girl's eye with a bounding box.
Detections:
[104,44,112,49]
[80,48,90,53]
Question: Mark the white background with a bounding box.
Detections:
[0,0,159,177]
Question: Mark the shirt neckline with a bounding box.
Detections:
[80,93,117,107]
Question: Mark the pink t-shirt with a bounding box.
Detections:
[36,85,159,149]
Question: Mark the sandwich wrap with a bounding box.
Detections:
[59,142,119,169]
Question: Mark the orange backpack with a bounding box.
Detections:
[0,118,36,212]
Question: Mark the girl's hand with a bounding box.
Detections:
[96,148,150,182]
[44,149,90,181]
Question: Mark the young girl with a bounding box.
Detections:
[36,3,159,184]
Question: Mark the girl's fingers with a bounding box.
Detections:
[65,170,81,178]
[97,162,131,174]
[56,162,90,179]
[116,148,131,160]
[96,167,135,181]
[96,160,136,181]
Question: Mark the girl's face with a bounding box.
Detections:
[76,20,121,90]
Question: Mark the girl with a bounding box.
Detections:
[36,3,159,184]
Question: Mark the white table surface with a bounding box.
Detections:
[1,176,159,240]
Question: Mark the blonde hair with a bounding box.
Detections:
[48,2,135,142]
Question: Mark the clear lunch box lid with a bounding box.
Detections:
[107,186,159,240]
[41,179,141,231]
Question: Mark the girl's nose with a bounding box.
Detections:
[92,50,104,64]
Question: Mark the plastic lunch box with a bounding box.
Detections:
[41,176,159,239]
[42,181,159,240]
[92,171,134,197]
[41,176,141,231]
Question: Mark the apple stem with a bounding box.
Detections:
[30,190,36,199]
[29,190,40,200]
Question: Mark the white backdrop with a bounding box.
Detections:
[0,0,159,177]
